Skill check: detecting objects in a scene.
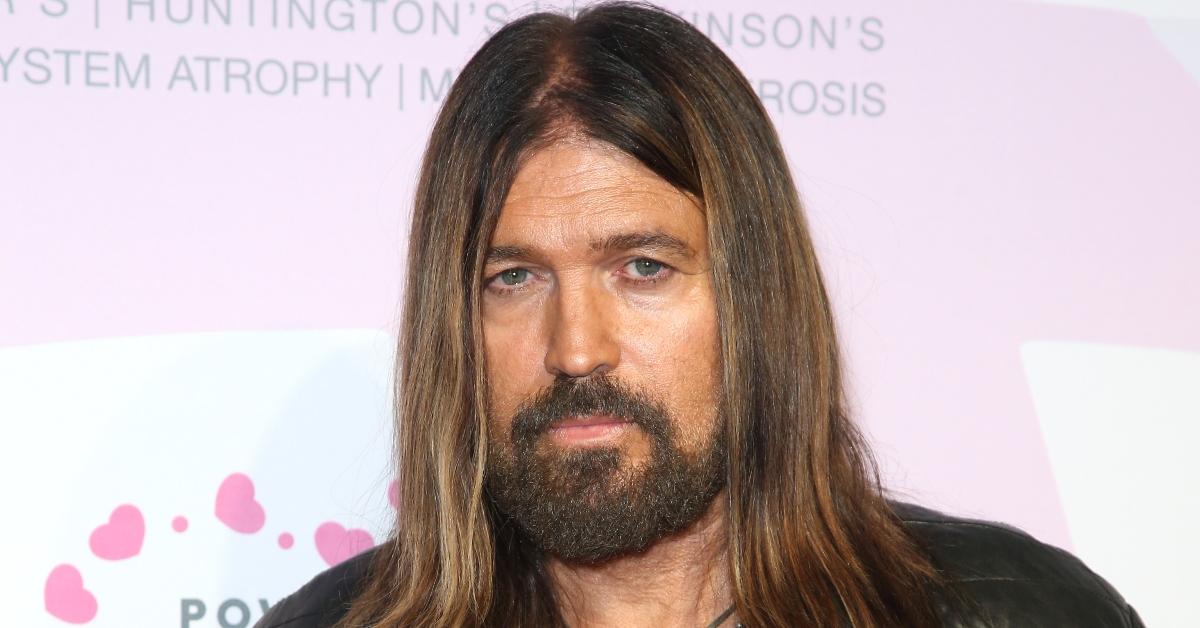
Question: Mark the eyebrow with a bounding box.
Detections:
[485,230,697,265]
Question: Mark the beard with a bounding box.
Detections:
[485,373,726,564]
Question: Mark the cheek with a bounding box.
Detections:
[483,319,544,441]
[622,291,721,440]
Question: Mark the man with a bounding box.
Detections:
[258,2,1142,626]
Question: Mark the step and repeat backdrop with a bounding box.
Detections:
[1,0,1197,626]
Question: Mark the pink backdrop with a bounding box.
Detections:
[1,1,1196,625]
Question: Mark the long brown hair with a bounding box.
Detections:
[337,2,944,626]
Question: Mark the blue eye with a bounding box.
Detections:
[499,268,529,286]
[631,258,664,277]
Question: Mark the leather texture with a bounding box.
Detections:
[255,501,1144,627]
[890,502,1143,627]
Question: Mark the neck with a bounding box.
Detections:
[545,491,732,628]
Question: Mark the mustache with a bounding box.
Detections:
[509,374,670,444]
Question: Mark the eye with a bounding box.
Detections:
[622,258,674,286]
[485,267,538,297]
[630,258,665,277]
[498,268,530,286]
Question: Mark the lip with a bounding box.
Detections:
[547,413,633,443]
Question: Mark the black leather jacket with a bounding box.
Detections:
[256,501,1144,627]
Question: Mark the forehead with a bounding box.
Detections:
[493,139,704,243]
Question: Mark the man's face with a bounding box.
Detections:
[481,138,725,563]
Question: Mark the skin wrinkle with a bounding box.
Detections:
[482,138,730,627]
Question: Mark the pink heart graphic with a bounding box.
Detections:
[314,522,375,567]
[214,473,265,533]
[89,504,144,560]
[45,564,98,624]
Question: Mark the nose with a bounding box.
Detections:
[543,280,620,379]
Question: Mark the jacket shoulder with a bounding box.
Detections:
[890,501,1144,627]
[254,547,381,628]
